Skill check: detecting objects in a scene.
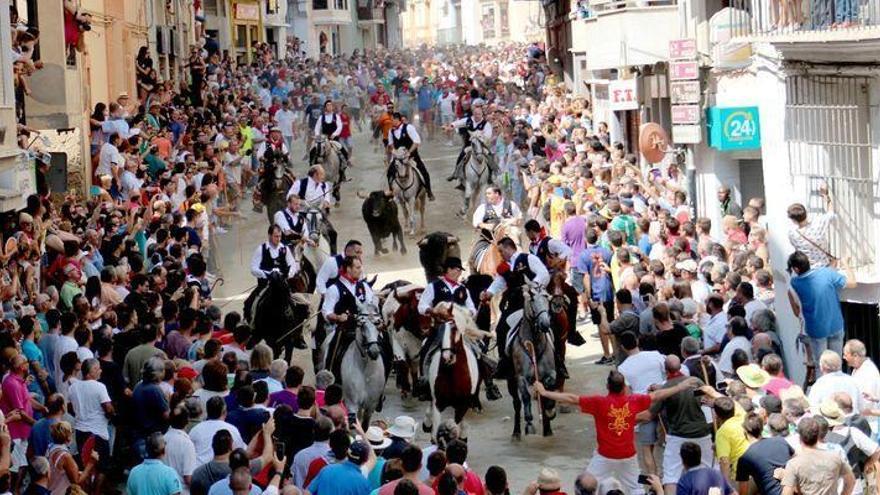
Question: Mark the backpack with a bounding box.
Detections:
[826,426,870,477]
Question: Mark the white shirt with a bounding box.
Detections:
[701,312,727,351]
[286,177,335,209]
[530,238,572,262]
[808,371,865,412]
[68,379,112,440]
[273,208,310,238]
[315,256,342,296]
[249,242,298,279]
[256,377,283,394]
[292,441,330,488]
[189,419,247,465]
[472,200,523,229]
[313,113,342,137]
[717,336,752,375]
[164,428,198,494]
[486,252,550,296]
[322,276,377,318]
[54,335,78,388]
[390,123,421,146]
[853,358,880,432]
[274,109,297,137]
[76,346,95,363]
[119,169,143,198]
[439,93,457,115]
[618,350,666,394]
[450,116,493,140]
[418,278,477,316]
[97,142,123,177]
[743,299,767,324]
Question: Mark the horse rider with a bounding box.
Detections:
[259,126,290,165]
[472,186,523,240]
[445,98,497,189]
[524,219,571,274]
[311,100,351,167]
[316,239,365,296]
[273,193,310,246]
[288,165,339,254]
[386,112,435,201]
[321,255,376,376]
[479,236,550,380]
[244,225,300,317]
[416,257,503,401]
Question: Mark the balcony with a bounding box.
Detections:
[722,0,880,42]
[313,0,353,24]
[357,1,385,23]
[570,0,678,70]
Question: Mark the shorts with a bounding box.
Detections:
[662,434,714,485]
[585,453,642,495]
[10,439,27,472]
[76,430,111,471]
[569,269,585,294]
[635,418,658,445]
[440,113,454,125]
[590,300,616,326]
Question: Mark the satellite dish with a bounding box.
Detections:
[639,123,670,164]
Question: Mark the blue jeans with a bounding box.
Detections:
[808,331,844,377]
[836,0,857,22]
[812,0,834,27]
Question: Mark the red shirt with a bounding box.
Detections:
[431,469,484,495]
[340,114,352,139]
[579,393,652,459]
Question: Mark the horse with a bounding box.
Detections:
[468,222,520,277]
[380,283,430,399]
[460,131,494,217]
[546,271,577,392]
[246,271,310,363]
[389,149,427,237]
[340,301,387,427]
[506,284,558,439]
[289,209,331,293]
[423,302,493,440]
[258,156,295,225]
[309,135,344,201]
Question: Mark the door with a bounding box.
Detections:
[738,159,765,207]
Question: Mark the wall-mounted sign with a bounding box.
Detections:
[669,38,697,60]
[670,61,699,81]
[609,79,639,111]
[672,125,702,144]
[639,123,669,163]
[235,3,261,21]
[708,106,761,150]
[671,81,700,104]
[672,105,701,124]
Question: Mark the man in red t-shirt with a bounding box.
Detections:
[535,371,700,494]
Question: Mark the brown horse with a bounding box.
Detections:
[383,285,432,398]
[547,271,577,391]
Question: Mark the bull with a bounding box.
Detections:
[359,190,406,256]
[417,231,460,283]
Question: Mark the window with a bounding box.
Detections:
[266,0,280,14]
[314,0,329,9]
[500,0,509,37]
[785,75,876,266]
[481,1,496,39]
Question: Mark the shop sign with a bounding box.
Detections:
[236,3,261,20]
[671,81,700,104]
[708,106,761,150]
[669,38,697,60]
[609,79,638,111]
[672,125,702,144]
[670,61,699,81]
[639,123,669,163]
[672,105,700,124]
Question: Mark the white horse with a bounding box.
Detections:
[460,131,494,217]
[340,301,387,427]
[423,302,493,440]
[310,135,344,201]
[389,148,427,237]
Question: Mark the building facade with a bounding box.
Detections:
[403,0,543,47]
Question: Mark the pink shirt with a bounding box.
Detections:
[764,376,795,397]
[1,373,33,439]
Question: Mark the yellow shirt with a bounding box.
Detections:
[715,404,749,478]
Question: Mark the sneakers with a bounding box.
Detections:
[594,356,614,365]
[215,226,229,234]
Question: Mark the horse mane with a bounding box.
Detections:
[436,302,493,343]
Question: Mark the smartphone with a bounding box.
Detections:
[637,474,651,485]
[347,412,357,427]
[274,440,286,459]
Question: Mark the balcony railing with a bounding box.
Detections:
[724,0,880,38]
[357,5,384,19]
[571,0,676,20]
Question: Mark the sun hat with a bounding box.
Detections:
[819,398,846,427]
[387,415,417,439]
[364,426,392,450]
[675,259,698,273]
[537,468,561,491]
[779,384,805,402]
[736,363,770,389]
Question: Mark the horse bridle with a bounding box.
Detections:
[354,312,381,358]
[392,156,418,193]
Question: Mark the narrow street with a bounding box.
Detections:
[214,123,609,489]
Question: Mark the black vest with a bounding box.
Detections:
[320,114,338,137]
[297,178,328,201]
[259,243,290,275]
[281,209,305,243]
[481,199,514,224]
[430,278,469,307]
[503,253,535,289]
[332,279,367,328]
[531,237,551,265]
[460,117,487,145]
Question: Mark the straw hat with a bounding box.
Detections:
[537,468,561,491]
[364,426,392,450]
[387,415,417,439]
[736,364,770,389]
[819,398,846,427]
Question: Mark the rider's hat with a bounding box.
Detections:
[444,257,464,271]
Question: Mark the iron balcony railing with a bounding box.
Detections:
[724,0,880,38]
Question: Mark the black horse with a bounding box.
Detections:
[245,271,309,362]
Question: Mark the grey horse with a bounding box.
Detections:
[389,148,427,236]
[507,285,558,439]
[341,301,387,427]
[309,135,344,202]
[460,131,494,217]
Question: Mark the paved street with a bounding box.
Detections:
[213,123,610,490]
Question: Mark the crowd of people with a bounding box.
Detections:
[0,7,870,495]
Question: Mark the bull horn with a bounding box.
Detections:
[446,235,459,244]
[417,237,428,248]
[356,189,368,199]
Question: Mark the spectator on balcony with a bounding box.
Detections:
[787,183,834,268]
